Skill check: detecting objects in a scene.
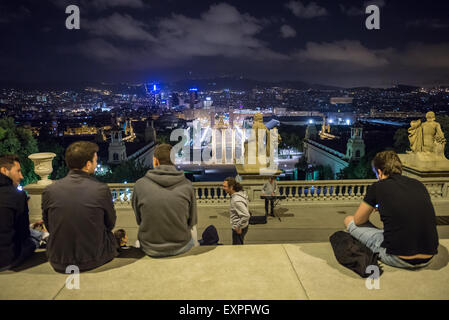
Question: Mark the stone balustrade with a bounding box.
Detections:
[25,178,449,213]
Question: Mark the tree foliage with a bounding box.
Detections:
[96,158,150,183]
[436,115,449,159]
[337,153,377,180]
[279,125,305,152]
[0,117,39,185]
[38,139,68,180]
[393,128,410,153]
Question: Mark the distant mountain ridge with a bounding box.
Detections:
[169,77,342,91]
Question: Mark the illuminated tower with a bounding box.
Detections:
[189,88,198,109]
[346,123,365,160]
[108,125,127,164]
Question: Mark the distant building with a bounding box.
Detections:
[108,123,155,167]
[189,88,199,109]
[144,120,156,143]
[303,122,365,179]
[108,125,127,164]
[64,124,97,136]
[330,97,354,105]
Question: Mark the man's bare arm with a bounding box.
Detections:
[354,201,375,226]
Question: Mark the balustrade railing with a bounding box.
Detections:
[106,178,449,207]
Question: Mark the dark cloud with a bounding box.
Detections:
[79,3,288,67]
[406,19,449,30]
[50,0,146,10]
[280,25,296,38]
[285,1,328,19]
[340,0,385,16]
[84,13,157,41]
[293,40,389,68]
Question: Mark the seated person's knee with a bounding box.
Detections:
[344,216,354,229]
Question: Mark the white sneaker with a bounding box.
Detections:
[134,240,140,248]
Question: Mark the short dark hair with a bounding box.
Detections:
[154,143,173,165]
[372,150,402,176]
[113,229,126,247]
[224,177,243,192]
[0,154,20,170]
[65,141,99,170]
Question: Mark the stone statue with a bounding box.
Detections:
[237,112,281,179]
[408,111,446,156]
[399,111,449,176]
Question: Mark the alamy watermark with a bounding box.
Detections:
[169,121,280,175]
[366,5,381,30]
[65,5,80,30]
[65,265,80,290]
[365,265,380,290]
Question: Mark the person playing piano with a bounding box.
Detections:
[262,177,277,217]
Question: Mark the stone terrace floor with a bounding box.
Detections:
[3,202,448,300]
[1,241,449,300]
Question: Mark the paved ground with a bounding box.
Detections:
[28,200,449,246]
[1,240,448,300]
[107,201,449,246]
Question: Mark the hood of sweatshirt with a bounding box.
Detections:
[232,190,248,203]
[144,165,186,188]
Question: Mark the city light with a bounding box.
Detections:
[308,119,314,124]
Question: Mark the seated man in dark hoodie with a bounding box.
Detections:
[0,155,47,271]
[132,144,198,257]
[42,141,118,272]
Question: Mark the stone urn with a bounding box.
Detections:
[28,152,57,185]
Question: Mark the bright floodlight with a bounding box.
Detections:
[346,119,351,125]
[308,119,313,124]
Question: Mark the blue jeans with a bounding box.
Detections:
[347,221,433,269]
[0,229,43,272]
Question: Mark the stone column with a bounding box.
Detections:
[221,129,226,164]
[211,128,216,164]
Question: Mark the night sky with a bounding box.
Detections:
[1,0,449,87]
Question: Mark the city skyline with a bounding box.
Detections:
[1,0,449,88]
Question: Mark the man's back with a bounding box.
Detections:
[132,165,197,256]
[42,170,117,272]
[364,174,439,256]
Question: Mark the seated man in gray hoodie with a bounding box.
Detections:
[223,177,250,245]
[132,144,198,257]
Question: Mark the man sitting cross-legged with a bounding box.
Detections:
[344,150,439,269]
